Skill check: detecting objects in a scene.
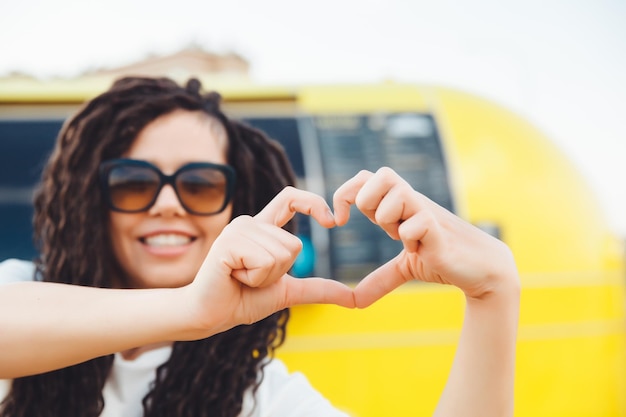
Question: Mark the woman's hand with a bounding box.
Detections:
[334,167,520,417]
[186,186,355,336]
[332,167,519,307]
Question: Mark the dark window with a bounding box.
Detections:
[313,113,453,281]
[0,120,62,261]
[243,117,305,178]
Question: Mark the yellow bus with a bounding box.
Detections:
[0,76,624,416]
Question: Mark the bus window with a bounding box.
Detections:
[0,120,61,261]
[242,117,305,178]
[313,113,453,281]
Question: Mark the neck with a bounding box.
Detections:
[120,341,172,360]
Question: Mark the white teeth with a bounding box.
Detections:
[144,234,192,247]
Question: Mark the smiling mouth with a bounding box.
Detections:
[140,234,195,247]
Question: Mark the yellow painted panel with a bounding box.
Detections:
[285,283,464,338]
[279,272,626,417]
[280,345,456,417]
[296,83,430,114]
[515,334,626,417]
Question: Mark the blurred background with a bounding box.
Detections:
[1,1,626,416]
[2,0,625,236]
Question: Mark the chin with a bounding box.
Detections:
[132,268,196,289]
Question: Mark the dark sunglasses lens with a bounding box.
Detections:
[176,168,228,214]
[107,165,160,212]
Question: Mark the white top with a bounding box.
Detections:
[0,259,349,417]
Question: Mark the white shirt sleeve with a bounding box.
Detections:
[0,259,36,284]
[241,359,351,417]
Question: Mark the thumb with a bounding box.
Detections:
[352,255,413,308]
[280,275,356,309]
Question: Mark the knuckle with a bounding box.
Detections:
[285,238,303,257]
[277,248,294,265]
[374,210,387,224]
[282,186,305,201]
[376,166,396,177]
[231,215,253,226]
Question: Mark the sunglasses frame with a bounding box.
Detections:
[99,158,236,216]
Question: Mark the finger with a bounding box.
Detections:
[237,275,356,325]
[333,167,417,227]
[371,183,419,240]
[231,226,303,288]
[281,275,356,308]
[221,218,302,287]
[255,186,335,228]
[397,207,442,253]
[231,248,300,289]
[225,237,282,287]
[352,256,413,308]
[353,167,403,223]
[332,170,374,226]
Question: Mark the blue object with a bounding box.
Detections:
[291,235,316,278]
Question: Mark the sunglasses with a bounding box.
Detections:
[99,159,236,215]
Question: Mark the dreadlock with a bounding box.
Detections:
[0,77,295,417]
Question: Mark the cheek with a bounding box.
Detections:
[108,213,138,260]
[198,210,232,245]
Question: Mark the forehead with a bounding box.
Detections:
[125,110,227,171]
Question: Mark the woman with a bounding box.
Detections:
[0,77,520,417]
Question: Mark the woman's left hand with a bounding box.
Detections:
[332,167,519,308]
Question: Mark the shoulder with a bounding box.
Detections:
[0,259,37,284]
[242,358,351,417]
[259,358,310,391]
[0,379,10,405]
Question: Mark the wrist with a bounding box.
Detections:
[169,284,228,341]
[466,244,520,303]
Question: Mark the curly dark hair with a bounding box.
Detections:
[0,77,296,417]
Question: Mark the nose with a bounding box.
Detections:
[148,184,186,216]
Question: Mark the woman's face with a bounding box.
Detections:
[108,110,232,288]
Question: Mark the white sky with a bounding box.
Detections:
[1,0,626,235]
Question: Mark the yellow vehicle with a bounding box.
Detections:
[0,76,624,416]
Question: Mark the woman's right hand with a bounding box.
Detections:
[184,186,355,338]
